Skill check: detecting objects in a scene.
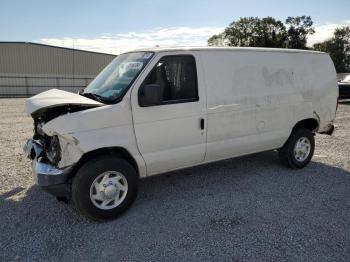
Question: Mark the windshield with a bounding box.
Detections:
[83,51,154,102]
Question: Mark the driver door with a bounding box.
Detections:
[131,52,207,175]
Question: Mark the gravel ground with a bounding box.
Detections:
[0,98,349,262]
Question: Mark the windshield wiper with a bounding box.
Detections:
[81,92,107,103]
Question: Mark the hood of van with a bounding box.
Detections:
[25,89,103,116]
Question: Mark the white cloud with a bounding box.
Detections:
[39,26,224,55]
[39,22,350,53]
[307,21,350,46]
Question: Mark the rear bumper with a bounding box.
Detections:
[319,124,335,136]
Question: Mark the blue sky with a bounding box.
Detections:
[1,0,349,54]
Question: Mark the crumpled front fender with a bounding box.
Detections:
[56,134,84,169]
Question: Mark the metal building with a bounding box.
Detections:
[0,42,116,97]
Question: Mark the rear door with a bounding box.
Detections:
[131,52,207,175]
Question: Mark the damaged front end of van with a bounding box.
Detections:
[23,89,103,198]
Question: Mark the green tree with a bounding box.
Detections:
[258,17,288,47]
[208,17,287,48]
[208,16,315,50]
[208,33,226,46]
[313,26,350,72]
[285,16,315,49]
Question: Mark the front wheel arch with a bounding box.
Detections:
[69,147,140,180]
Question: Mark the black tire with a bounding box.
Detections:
[72,156,138,221]
[278,128,315,169]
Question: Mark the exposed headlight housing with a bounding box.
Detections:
[36,122,46,137]
[46,135,61,165]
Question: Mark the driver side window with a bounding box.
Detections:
[142,55,198,104]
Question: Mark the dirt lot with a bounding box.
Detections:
[0,98,349,261]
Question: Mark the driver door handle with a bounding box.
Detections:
[200,118,205,130]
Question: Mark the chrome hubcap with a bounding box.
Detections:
[294,137,311,162]
[90,171,128,210]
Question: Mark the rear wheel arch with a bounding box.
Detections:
[278,128,315,169]
[280,118,319,150]
[292,118,319,133]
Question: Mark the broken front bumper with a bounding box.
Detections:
[32,159,67,186]
[24,139,71,197]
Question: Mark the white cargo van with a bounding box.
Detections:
[24,47,338,220]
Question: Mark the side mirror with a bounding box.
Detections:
[138,84,163,107]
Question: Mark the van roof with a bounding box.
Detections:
[129,46,324,55]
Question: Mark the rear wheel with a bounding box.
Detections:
[278,128,315,169]
[72,156,138,221]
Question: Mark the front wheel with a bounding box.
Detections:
[278,128,315,169]
[72,156,138,221]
